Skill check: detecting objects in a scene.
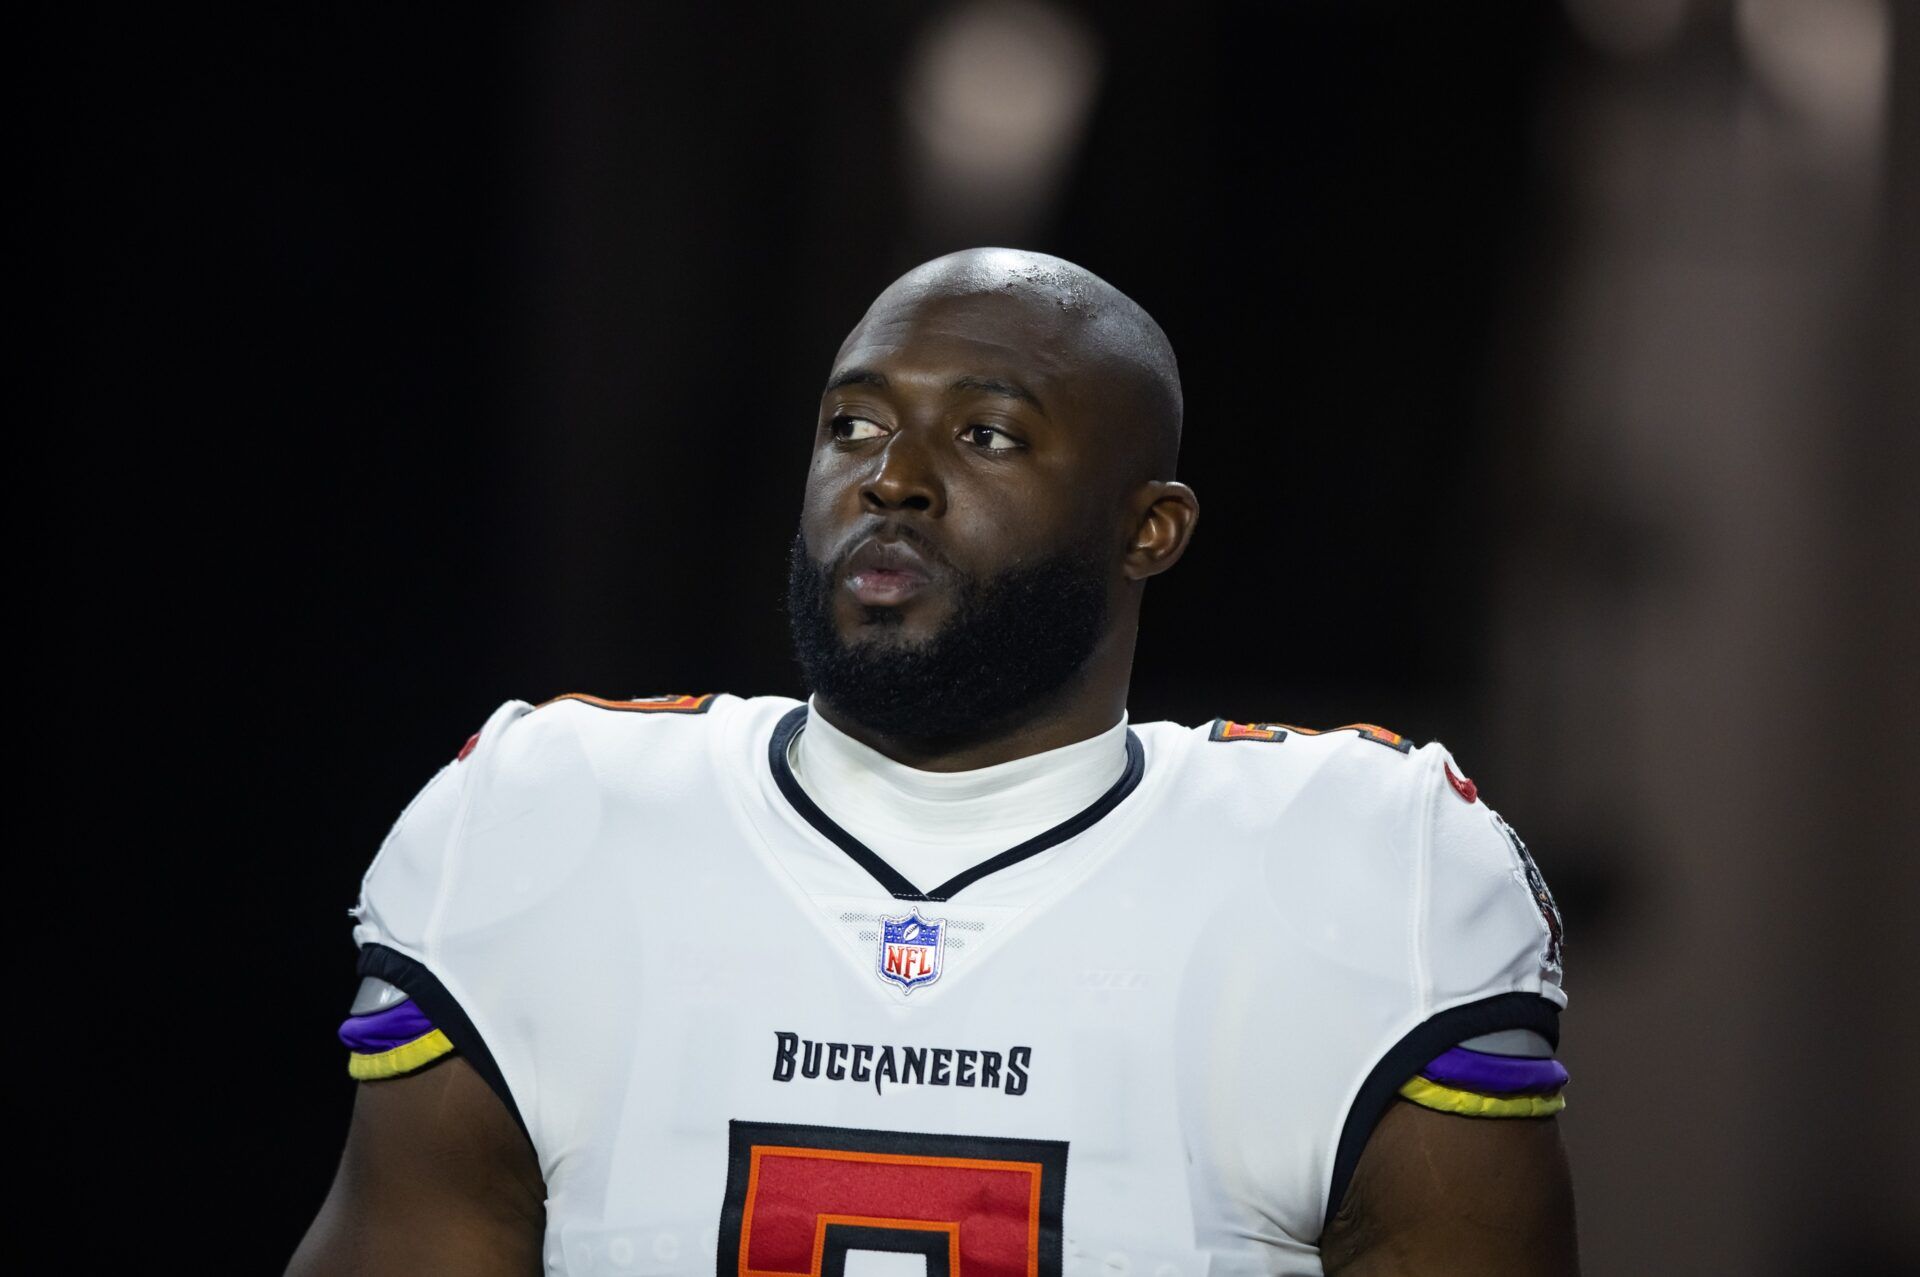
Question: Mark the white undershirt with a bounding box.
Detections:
[788,698,1131,890]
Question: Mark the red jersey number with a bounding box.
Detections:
[718,1120,1069,1277]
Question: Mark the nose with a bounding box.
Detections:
[861,429,945,517]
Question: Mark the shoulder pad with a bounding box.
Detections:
[351,698,536,953]
[1418,739,1566,1002]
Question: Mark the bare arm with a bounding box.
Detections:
[286,1058,546,1277]
[1320,1100,1578,1276]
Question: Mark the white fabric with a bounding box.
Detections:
[1458,1028,1556,1058]
[348,977,409,1015]
[352,694,1567,1277]
[787,697,1130,892]
[843,1254,926,1277]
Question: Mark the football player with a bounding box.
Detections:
[290,249,1576,1276]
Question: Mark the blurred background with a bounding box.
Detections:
[47,2,1914,1272]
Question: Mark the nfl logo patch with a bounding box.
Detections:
[877,910,946,994]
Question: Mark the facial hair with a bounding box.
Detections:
[785,528,1111,748]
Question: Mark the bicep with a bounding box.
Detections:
[286,1058,546,1277]
[1320,1100,1578,1277]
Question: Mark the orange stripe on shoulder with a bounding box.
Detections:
[1210,720,1287,742]
[1209,718,1413,752]
[541,693,716,714]
[1288,722,1412,752]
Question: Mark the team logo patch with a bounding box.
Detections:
[1493,813,1563,977]
[877,910,946,993]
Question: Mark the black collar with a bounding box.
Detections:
[767,705,1147,902]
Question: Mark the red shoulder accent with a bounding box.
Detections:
[541,693,716,714]
[1445,761,1478,803]
[455,731,480,761]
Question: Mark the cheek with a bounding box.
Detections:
[946,466,1106,557]
[799,457,858,543]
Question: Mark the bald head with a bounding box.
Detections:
[846,249,1183,477]
[798,247,1202,760]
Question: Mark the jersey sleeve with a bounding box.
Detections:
[1418,740,1565,1014]
[336,698,536,1132]
[1395,745,1568,1114]
[1324,740,1569,1227]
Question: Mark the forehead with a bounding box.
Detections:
[833,289,1085,391]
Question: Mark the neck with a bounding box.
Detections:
[811,627,1137,771]
[789,697,1132,880]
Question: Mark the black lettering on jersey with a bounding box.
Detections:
[1493,813,1565,974]
[771,1031,1031,1097]
[1006,1046,1032,1096]
[772,1031,798,1082]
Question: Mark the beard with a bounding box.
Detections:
[785,527,1112,748]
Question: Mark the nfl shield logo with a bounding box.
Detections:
[877,910,946,993]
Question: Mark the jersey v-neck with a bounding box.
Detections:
[789,698,1132,884]
[766,704,1147,901]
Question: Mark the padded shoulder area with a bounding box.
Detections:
[351,698,536,954]
[1193,718,1563,1010]
[1275,731,1564,1011]
[1420,739,1566,1007]
[1169,715,1426,848]
[1240,723,1435,988]
[494,691,742,812]
[353,692,778,955]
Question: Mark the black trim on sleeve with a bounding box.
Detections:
[356,943,531,1144]
[767,704,1148,902]
[1325,991,1561,1232]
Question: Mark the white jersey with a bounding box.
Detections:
[344,693,1567,1277]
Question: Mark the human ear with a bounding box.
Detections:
[1121,481,1199,581]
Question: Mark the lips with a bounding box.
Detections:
[842,536,936,608]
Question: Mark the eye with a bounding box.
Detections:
[830,415,888,442]
[960,424,1022,451]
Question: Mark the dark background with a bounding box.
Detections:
[47,3,1915,1272]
